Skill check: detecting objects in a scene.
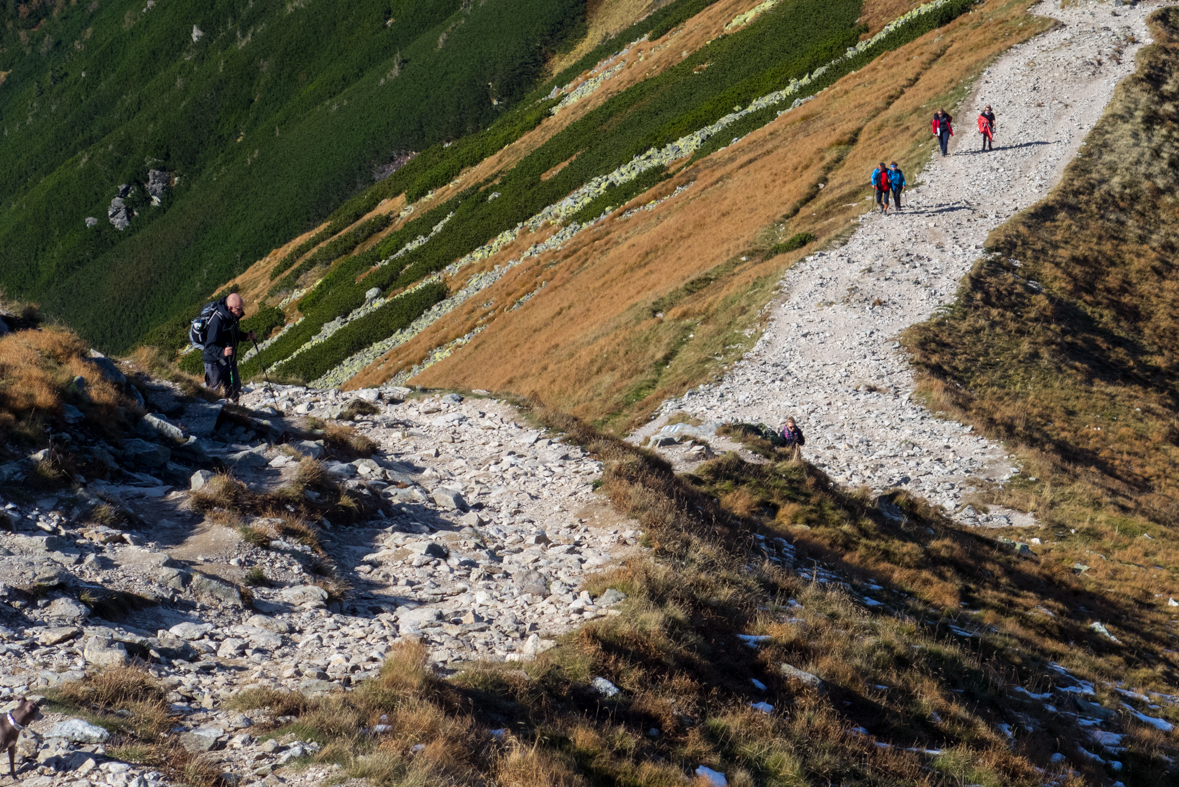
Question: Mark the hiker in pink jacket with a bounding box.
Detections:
[932,109,954,156]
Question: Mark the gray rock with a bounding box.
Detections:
[114,547,175,569]
[122,438,170,468]
[324,461,357,478]
[159,567,191,591]
[780,663,825,693]
[169,622,215,640]
[45,598,89,621]
[522,633,556,656]
[46,719,110,744]
[179,726,223,753]
[408,541,449,560]
[37,626,81,646]
[290,440,324,460]
[191,470,216,491]
[513,570,548,598]
[12,534,63,554]
[597,588,627,607]
[63,404,85,424]
[365,287,382,302]
[83,636,129,668]
[281,585,329,607]
[432,487,468,511]
[298,679,336,696]
[1,557,74,591]
[190,574,243,608]
[86,352,126,385]
[245,615,290,633]
[216,638,247,658]
[441,393,463,404]
[138,413,186,442]
[397,606,440,626]
[226,448,269,468]
[591,677,620,698]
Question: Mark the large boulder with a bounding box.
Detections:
[83,635,130,668]
[122,438,170,468]
[190,574,243,608]
[281,585,328,608]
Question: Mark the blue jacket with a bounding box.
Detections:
[871,167,884,188]
[888,168,905,189]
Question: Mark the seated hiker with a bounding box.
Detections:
[780,417,805,452]
[196,293,255,403]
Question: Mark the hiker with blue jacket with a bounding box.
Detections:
[201,293,254,403]
[888,162,905,210]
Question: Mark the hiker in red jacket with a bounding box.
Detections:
[871,162,891,214]
[932,109,953,156]
[978,105,996,151]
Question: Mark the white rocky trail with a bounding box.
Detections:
[634,0,1160,526]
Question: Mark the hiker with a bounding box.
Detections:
[978,105,996,151]
[201,293,255,403]
[888,162,906,210]
[780,417,805,458]
[931,109,954,156]
[871,161,891,214]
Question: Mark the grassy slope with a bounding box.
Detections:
[0,0,585,353]
[388,0,1049,432]
[906,6,1179,658]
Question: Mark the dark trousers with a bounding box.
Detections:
[938,130,950,156]
[981,133,993,151]
[204,358,241,400]
[875,188,889,208]
[891,188,903,208]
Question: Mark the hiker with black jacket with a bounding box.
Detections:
[931,109,954,156]
[780,417,805,459]
[202,293,255,402]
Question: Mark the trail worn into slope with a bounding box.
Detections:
[633,0,1161,525]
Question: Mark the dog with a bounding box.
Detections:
[1,698,41,780]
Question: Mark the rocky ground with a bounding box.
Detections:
[633,0,1160,527]
[0,377,639,786]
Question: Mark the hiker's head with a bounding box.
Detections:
[879,161,886,169]
[785,417,796,428]
[226,293,245,319]
[890,162,898,169]
[985,105,992,112]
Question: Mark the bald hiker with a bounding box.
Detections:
[191,293,255,403]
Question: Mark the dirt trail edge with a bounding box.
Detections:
[632,0,1163,527]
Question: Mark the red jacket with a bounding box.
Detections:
[932,114,954,136]
[978,113,994,138]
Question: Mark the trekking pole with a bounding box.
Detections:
[251,337,282,413]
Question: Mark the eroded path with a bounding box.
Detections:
[634,0,1159,526]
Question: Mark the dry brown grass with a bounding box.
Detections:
[0,322,133,444]
[56,666,170,741]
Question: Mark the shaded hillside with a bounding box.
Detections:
[0,0,585,352]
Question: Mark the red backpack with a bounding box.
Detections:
[877,169,891,190]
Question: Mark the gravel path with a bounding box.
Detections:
[633,0,1162,526]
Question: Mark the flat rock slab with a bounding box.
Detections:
[47,719,110,744]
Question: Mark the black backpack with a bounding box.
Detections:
[189,301,219,351]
